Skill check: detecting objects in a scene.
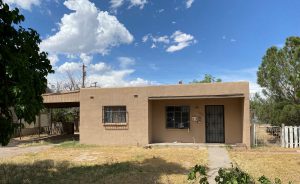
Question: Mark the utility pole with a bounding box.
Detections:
[82,64,86,88]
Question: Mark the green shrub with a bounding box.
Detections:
[215,166,254,184]
[187,165,292,184]
[187,164,208,184]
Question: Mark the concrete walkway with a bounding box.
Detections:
[207,147,232,183]
[0,145,52,159]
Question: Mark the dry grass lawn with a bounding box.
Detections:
[228,147,300,183]
[0,142,207,184]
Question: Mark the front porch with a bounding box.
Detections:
[148,95,247,145]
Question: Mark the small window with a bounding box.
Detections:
[103,106,127,123]
[166,106,190,129]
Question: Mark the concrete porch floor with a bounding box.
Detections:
[146,143,237,148]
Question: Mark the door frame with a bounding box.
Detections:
[205,105,225,143]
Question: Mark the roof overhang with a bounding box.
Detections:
[42,91,80,106]
[148,94,244,100]
[43,102,80,108]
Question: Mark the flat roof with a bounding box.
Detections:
[148,94,244,100]
[42,82,249,106]
[80,81,249,90]
[42,90,80,96]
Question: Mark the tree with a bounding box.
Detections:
[64,71,80,91]
[0,1,53,145]
[48,71,81,93]
[253,36,300,126]
[191,74,222,83]
[257,37,300,103]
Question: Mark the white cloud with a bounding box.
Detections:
[172,21,176,24]
[142,34,150,42]
[249,82,262,95]
[128,78,154,86]
[158,9,164,13]
[128,0,147,9]
[48,54,59,66]
[230,38,237,42]
[166,31,195,52]
[167,43,189,52]
[110,0,147,10]
[51,56,156,89]
[153,35,170,44]
[143,31,195,52]
[66,54,77,59]
[57,62,81,73]
[87,70,131,87]
[80,53,92,65]
[87,72,155,88]
[87,62,156,87]
[142,34,169,44]
[110,0,124,9]
[118,57,135,69]
[171,31,194,43]
[186,0,194,8]
[90,62,111,72]
[40,0,133,55]
[3,0,40,10]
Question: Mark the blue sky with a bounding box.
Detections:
[5,0,300,93]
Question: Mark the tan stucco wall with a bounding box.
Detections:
[151,98,243,144]
[79,87,150,146]
[79,82,250,146]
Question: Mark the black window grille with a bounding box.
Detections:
[103,106,127,123]
[166,106,190,129]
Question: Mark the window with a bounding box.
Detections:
[166,106,190,129]
[103,106,127,123]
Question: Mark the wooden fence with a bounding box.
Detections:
[281,124,300,148]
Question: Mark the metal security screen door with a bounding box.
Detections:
[205,105,225,143]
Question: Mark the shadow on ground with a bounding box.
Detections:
[0,157,188,184]
[7,134,79,147]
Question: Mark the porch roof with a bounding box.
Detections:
[42,90,80,108]
[148,93,244,100]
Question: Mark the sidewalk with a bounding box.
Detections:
[207,147,232,183]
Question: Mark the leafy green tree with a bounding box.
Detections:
[51,108,79,123]
[257,37,300,103]
[0,1,53,145]
[253,37,300,126]
[191,74,222,83]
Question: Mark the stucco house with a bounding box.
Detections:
[43,82,250,147]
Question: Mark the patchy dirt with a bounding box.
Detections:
[0,145,53,159]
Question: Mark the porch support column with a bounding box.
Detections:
[242,96,251,147]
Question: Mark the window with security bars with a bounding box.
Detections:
[166,106,190,129]
[103,106,127,123]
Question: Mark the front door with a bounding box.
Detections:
[205,105,225,143]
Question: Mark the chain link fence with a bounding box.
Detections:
[251,124,281,147]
